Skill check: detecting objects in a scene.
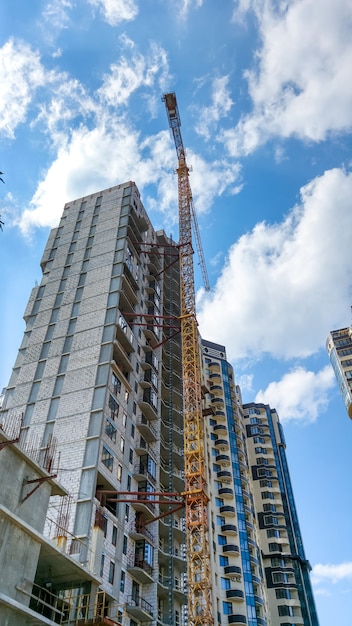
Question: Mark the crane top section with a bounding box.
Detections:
[163,92,186,164]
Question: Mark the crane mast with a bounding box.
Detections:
[163,92,213,626]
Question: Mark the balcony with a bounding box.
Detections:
[211,397,225,408]
[213,423,227,434]
[136,414,158,442]
[210,384,223,396]
[214,439,230,451]
[223,544,240,556]
[214,410,226,421]
[218,487,234,499]
[221,524,238,535]
[209,371,221,382]
[228,615,247,624]
[112,339,133,373]
[226,589,245,602]
[138,390,158,421]
[220,505,236,516]
[216,454,231,467]
[217,470,232,482]
[224,565,242,578]
[126,594,154,620]
[126,557,154,583]
[128,521,155,545]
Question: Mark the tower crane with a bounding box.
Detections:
[163,92,213,626]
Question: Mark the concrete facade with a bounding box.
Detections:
[326,325,352,419]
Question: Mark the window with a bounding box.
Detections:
[257,457,268,466]
[272,572,285,584]
[59,278,67,292]
[112,372,121,395]
[120,436,125,453]
[108,561,115,584]
[50,308,59,323]
[276,588,291,599]
[260,479,273,488]
[53,375,64,396]
[221,577,230,590]
[257,468,272,477]
[216,515,225,525]
[269,542,281,552]
[117,463,122,481]
[219,555,228,566]
[222,602,232,615]
[215,498,224,507]
[100,553,105,577]
[253,436,265,444]
[29,382,40,403]
[267,529,280,538]
[112,525,117,546]
[45,324,55,340]
[109,395,119,420]
[278,606,294,617]
[255,446,267,454]
[105,418,117,442]
[263,503,277,512]
[218,535,227,546]
[129,448,133,464]
[58,355,69,374]
[261,491,274,500]
[122,535,127,555]
[63,335,73,353]
[75,287,84,302]
[48,397,59,420]
[122,411,127,427]
[271,557,285,567]
[120,570,125,592]
[34,361,46,380]
[131,423,135,438]
[67,319,76,334]
[264,516,278,525]
[102,446,114,471]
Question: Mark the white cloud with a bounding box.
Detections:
[98,42,169,107]
[87,0,138,25]
[0,39,46,138]
[180,0,204,20]
[42,0,73,33]
[255,366,335,422]
[195,76,234,140]
[237,373,254,393]
[312,562,352,584]
[224,0,352,155]
[198,167,352,360]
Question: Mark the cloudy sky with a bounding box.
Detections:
[1,1,352,623]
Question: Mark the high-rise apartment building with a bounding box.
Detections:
[1,181,318,626]
[326,325,352,419]
[201,340,319,626]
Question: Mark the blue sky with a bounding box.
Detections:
[1,1,352,623]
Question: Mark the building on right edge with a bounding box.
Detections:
[326,325,352,419]
[202,339,319,626]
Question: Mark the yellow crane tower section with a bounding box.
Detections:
[163,92,213,626]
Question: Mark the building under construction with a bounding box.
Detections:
[0,177,319,626]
